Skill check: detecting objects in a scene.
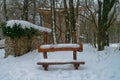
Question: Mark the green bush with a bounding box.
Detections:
[1,22,38,39]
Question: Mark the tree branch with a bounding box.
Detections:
[85,0,98,30]
[106,5,116,30]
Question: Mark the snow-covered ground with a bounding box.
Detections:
[0,44,120,80]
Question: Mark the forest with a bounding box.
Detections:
[0,0,120,51]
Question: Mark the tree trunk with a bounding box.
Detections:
[33,0,36,24]
[97,0,117,51]
[3,0,8,21]
[51,0,57,44]
[97,31,105,50]
[64,0,70,43]
[22,0,29,21]
[69,0,76,43]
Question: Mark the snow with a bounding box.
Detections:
[6,20,52,33]
[38,59,83,63]
[40,44,80,49]
[0,44,120,80]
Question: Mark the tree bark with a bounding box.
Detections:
[3,0,8,21]
[51,0,57,44]
[22,0,29,21]
[33,0,36,24]
[64,0,70,43]
[69,0,76,43]
[97,0,117,51]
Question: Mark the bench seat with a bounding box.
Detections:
[37,59,85,70]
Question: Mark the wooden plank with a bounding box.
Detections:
[37,61,85,65]
[37,61,85,70]
[38,44,83,52]
[38,47,82,52]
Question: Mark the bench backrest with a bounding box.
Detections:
[38,43,83,52]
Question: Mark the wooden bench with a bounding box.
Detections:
[37,43,85,70]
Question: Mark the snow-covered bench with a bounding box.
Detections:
[37,43,85,70]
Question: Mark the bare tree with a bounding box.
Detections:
[64,0,70,43]
[82,0,118,50]
[97,0,118,50]
[51,0,57,44]
[69,0,76,43]
[3,0,8,21]
[22,0,29,21]
[32,0,36,24]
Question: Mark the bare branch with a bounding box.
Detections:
[106,5,116,30]
[79,13,93,22]
[85,0,98,30]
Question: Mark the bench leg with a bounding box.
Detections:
[42,64,49,70]
[73,51,77,60]
[43,52,48,59]
[73,64,80,70]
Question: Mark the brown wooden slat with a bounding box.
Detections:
[37,61,85,70]
[37,61,85,65]
[38,44,83,52]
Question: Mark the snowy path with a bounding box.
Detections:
[0,44,120,80]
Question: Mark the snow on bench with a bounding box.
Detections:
[40,44,80,49]
[38,59,84,63]
[38,43,83,52]
[37,59,85,70]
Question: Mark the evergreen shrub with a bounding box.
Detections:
[1,22,39,39]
